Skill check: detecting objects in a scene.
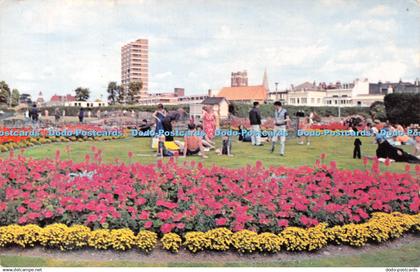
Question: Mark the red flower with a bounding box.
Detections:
[160,223,174,234]
[278,219,289,227]
[215,218,227,226]
[17,206,26,214]
[144,221,153,229]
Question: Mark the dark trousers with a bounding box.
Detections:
[162,120,173,141]
[353,146,361,159]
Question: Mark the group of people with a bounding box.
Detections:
[248,101,292,156]
[366,121,420,164]
[151,104,231,159]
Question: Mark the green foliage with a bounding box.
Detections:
[107,82,121,105]
[127,81,143,104]
[74,87,90,102]
[230,103,371,119]
[384,93,420,126]
[0,81,11,105]
[369,101,386,121]
[11,89,20,107]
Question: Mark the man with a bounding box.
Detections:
[271,101,290,156]
[54,108,61,123]
[162,108,185,141]
[29,104,39,123]
[183,123,208,158]
[78,108,85,123]
[249,101,263,146]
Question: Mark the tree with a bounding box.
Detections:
[74,87,90,101]
[127,81,143,104]
[0,81,11,105]
[11,89,20,107]
[384,93,420,126]
[107,81,121,105]
[369,101,386,121]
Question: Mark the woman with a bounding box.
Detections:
[152,104,166,136]
[202,105,216,141]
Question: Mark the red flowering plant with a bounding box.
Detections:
[0,155,418,235]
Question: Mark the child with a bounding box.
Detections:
[353,127,362,159]
[216,135,233,156]
[157,135,175,158]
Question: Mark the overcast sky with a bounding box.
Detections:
[0,0,419,100]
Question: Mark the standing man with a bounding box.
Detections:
[249,101,263,146]
[271,101,290,156]
[54,108,61,123]
[78,107,85,123]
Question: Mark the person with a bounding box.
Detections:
[271,101,290,155]
[202,105,216,141]
[353,126,362,159]
[196,124,215,150]
[152,104,166,136]
[376,137,420,164]
[78,108,85,123]
[162,108,184,141]
[54,108,61,123]
[298,116,311,145]
[157,135,175,158]
[29,104,39,123]
[139,119,152,133]
[249,102,263,146]
[221,135,232,156]
[238,125,252,142]
[183,123,207,158]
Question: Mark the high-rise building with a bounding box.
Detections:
[231,71,248,87]
[121,39,149,101]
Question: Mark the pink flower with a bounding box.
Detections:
[44,211,54,218]
[139,211,149,220]
[278,219,289,227]
[17,206,26,214]
[87,214,98,223]
[215,218,227,226]
[160,223,174,234]
[144,221,153,229]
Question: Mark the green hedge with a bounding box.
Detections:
[231,103,371,119]
[384,93,420,126]
[26,105,190,117]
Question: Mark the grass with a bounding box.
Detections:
[1,239,419,267]
[1,135,412,172]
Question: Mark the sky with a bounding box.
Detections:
[0,0,419,100]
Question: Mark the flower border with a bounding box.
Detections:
[0,212,418,253]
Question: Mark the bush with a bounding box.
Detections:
[384,93,420,126]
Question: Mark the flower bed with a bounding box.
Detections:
[0,124,127,152]
[0,212,418,252]
[0,156,418,235]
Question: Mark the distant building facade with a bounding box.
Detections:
[47,94,76,106]
[121,38,149,101]
[231,71,248,87]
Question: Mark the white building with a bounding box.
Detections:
[64,100,108,107]
[287,82,326,106]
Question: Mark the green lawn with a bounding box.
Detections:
[1,239,419,267]
[1,135,412,172]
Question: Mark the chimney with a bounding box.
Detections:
[208,89,213,97]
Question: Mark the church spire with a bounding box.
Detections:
[262,68,269,91]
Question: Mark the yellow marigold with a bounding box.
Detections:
[110,228,135,251]
[279,227,310,251]
[88,229,112,250]
[14,224,42,248]
[136,230,158,252]
[256,232,282,253]
[63,225,90,250]
[183,231,209,253]
[231,230,258,253]
[161,233,182,253]
[307,223,328,251]
[39,224,69,250]
[0,225,18,247]
[204,228,233,251]
[331,223,369,247]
